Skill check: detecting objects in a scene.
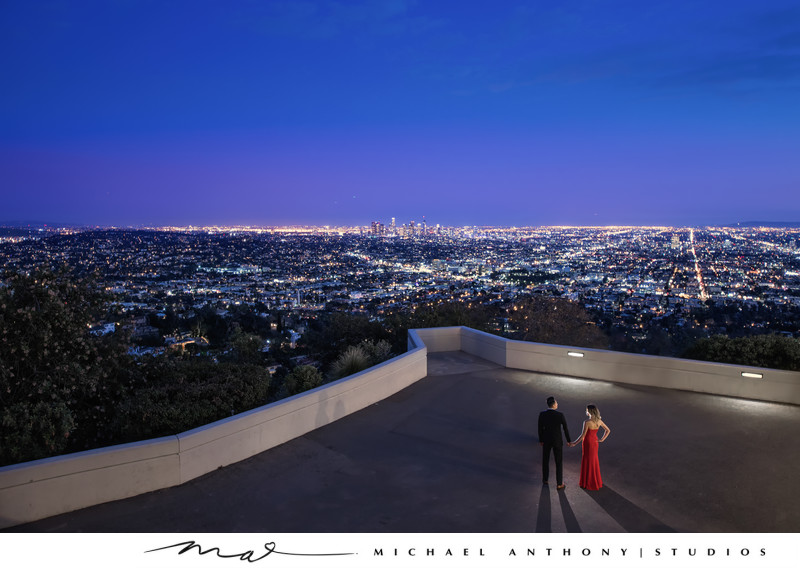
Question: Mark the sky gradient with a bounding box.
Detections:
[2,0,799,228]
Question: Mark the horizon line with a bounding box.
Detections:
[4,221,800,232]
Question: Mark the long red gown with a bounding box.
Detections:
[579,428,603,490]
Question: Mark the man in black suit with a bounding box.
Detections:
[538,396,571,490]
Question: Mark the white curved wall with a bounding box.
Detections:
[0,345,427,528]
[414,326,800,405]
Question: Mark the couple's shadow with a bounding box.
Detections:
[536,484,674,533]
[536,484,581,532]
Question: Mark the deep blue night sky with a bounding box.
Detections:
[2,1,799,227]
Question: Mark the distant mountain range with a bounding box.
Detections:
[725,221,800,228]
[3,220,800,230]
[0,220,82,228]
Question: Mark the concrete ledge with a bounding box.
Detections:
[414,326,800,405]
[504,335,800,404]
[0,346,427,528]
[177,348,428,483]
[462,326,508,366]
[0,436,179,528]
[413,326,462,352]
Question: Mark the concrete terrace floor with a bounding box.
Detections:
[7,351,800,534]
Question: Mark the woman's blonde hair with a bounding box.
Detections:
[587,404,601,422]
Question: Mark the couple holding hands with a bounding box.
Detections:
[538,396,611,490]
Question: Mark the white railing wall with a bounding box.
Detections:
[0,344,428,528]
[414,326,800,404]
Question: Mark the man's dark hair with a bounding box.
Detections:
[546,396,556,408]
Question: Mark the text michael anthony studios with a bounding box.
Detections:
[365,537,779,569]
[129,534,791,570]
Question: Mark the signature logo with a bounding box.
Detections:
[146,540,356,564]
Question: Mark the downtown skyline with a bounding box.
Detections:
[2,1,800,228]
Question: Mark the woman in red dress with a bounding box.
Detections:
[569,404,611,490]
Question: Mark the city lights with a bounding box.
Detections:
[1,222,798,362]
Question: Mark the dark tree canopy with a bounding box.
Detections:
[304,312,390,363]
[683,334,800,371]
[0,269,131,464]
[0,270,272,466]
[114,359,271,441]
[283,364,323,396]
[506,295,609,349]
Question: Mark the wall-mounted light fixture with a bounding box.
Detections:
[567,351,584,358]
[741,372,763,379]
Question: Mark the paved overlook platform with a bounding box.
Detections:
[7,351,800,533]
